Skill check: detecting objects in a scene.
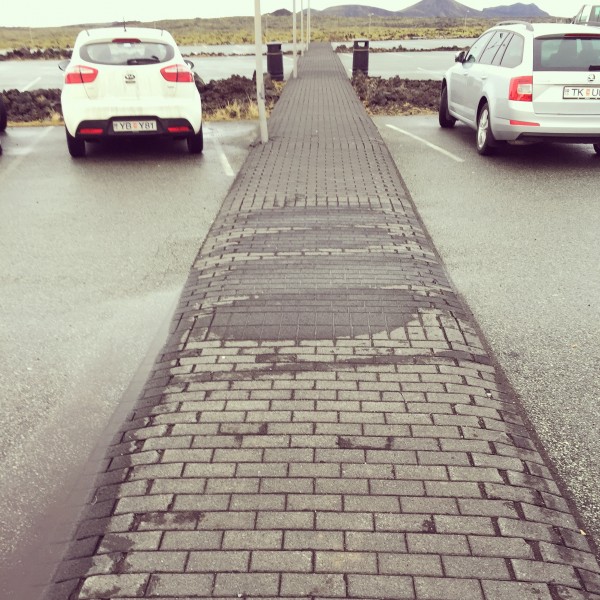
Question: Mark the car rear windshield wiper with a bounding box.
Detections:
[127,57,160,65]
[589,65,600,71]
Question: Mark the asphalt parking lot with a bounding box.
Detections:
[376,114,600,545]
[0,122,256,599]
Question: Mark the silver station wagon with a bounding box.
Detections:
[439,21,600,155]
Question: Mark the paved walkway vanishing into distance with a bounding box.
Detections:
[46,43,600,600]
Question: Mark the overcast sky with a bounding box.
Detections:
[3,0,575,28]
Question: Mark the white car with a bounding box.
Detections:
[60,27,202,157]
[439,21,600,155]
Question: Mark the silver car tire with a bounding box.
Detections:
[476,103,497,156]
[439,87,456,129]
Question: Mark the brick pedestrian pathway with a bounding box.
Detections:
[47,44,600,600]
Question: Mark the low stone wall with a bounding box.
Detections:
[352,72,439,115]
[0,73,440,123]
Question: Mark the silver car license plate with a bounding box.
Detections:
[563,86,600,100]
[113,120,157,132]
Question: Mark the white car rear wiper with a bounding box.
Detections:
[126,57,160,65]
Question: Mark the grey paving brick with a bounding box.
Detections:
[121,551,188,573]
[498,518,561,544]
[442,556,510,580]
[415,577,483,600]
[434,515,496,535]
[196,511,256,530]
[407,533,470,555]
[172,494,230,512]
[512,559,580,587]
[346,531,408,552]
[284,531,344,551]
[317,512,373,531]
[539,542,599,572]
[230,493,286,511]
[315,551,378,573]
[250,550,312,573]
[375,514,435,533]
[457,498,519,518]
[380,553,443,576]
[99,531,162,553]
[160,531,222,551]
[222,530,283,550]
[468,536,535,559]
[256,511,314,530]
[480,580,553,600]
[345,495,400,512]
[347,574,415,599]
[79,574,149,598]
[213,573,280,598]
[147,573,213,597]
[287,494,342,511]
[281,573,346,597]
[187,550,249,572]
[401,497,459,515]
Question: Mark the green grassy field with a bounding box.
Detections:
[0,15,521,50]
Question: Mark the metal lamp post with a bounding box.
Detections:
[301,0,305,55]
[307,0,311,47]
[254,0,268,143]
[293,0,298,78]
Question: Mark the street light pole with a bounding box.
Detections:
[254,0,268,143]
[301,0,305,55]
[293,0,298,78]
[307,0,311,47]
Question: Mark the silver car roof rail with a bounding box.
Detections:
[495,20,535,31]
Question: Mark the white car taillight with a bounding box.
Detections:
[64,65,99,84]
[160,65,194,83]
[509,76,533,102]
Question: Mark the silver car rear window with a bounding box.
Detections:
[533,36,600,71]
[80,41,175,65]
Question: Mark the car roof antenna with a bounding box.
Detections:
[122,18,127,32]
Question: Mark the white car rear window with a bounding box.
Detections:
[80,41,175,65]
[534,36,600,71]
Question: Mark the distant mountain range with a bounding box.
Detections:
[271,1,551,19]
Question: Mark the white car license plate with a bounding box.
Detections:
[113,120,157,132]
[563,86,600,100]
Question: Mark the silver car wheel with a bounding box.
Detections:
[477,107,489,150]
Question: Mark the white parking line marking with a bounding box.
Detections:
[211,134,235,177]
[0,127,55,182]
[21,77,42,92]
[385,124,464,163]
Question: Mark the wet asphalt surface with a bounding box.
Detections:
[377,115,600,547]
[0,122,256,599]
[1,114,599,597]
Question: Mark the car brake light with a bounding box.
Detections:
[79,128,103,135]
[65,65,98,84]
[509,120,540,127]
[509,76,533,102]
[160,64,194,83]
[112,38,141,43]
